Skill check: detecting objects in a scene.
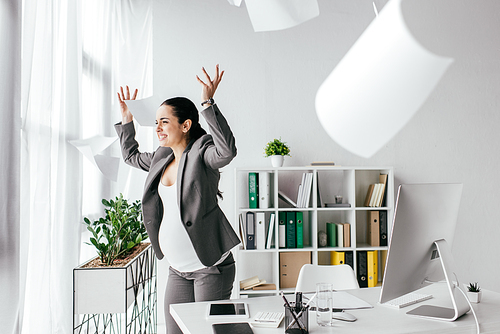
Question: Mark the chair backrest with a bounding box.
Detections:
[295,264,359,293]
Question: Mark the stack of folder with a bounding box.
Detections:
[239,212,276,250]
[367,211,388,247]
[278,211,304,249]
[325,222,351,248]
[248,171,273,209]
[330,251,354,269]
[296,172,313,208]
[364,174,388,207]
[357,250,378,288]
[276,172,313,209]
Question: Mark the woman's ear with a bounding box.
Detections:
[182,119,192,133]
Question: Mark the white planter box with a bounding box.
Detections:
[73,244,154,315]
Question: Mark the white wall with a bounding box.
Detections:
[151,0,500,292]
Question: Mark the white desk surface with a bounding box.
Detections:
[170,285,500,334]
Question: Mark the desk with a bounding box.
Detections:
[170,285,500,334]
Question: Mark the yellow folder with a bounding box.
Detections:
[380,249,388,279]
[367,250,378,287]
[330,251,345,265]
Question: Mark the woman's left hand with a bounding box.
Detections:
[197,64,224,104]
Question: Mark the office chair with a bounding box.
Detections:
[295,264,359,293]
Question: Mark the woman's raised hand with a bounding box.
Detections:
[197,64,224,105]
[117,86,138,124]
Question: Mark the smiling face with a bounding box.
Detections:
[155,104,191,148]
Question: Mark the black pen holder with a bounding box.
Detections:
[284,302,309,334]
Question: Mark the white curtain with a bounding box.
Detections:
[0,1,21,333]
[18,0,154,333]
[80,0,153,262]
[20,0,82,333]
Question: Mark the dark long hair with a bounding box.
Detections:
[160,97,223,199]
[161,97,207,142]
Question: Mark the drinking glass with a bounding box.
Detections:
[316,283,333,326]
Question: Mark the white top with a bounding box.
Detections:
[158,182,205,272]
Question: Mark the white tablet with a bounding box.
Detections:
[206,302,249,319]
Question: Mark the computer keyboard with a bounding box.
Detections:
[251,311,284,328]
[382,293,433,309]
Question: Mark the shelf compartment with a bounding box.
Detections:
[279,251,312,290]
[354,168,393,208]
[318,250,354,268]
[276,210,313,249]
[355,209,389,247]
[237,251,278,294]
[236,170,276,210]
[317,210,355,249]
[238,211,278,250]
[316,169,354,208]
[277,169,314,209]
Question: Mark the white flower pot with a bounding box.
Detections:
[271,155,284,167]
[73,243,155,314]
[467,291,482,303]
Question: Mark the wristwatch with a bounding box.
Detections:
[201,97,214,106]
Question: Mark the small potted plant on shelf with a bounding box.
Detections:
[264,138,291,167]
[466,282,482,303]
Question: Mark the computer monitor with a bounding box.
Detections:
[379,183,470,321]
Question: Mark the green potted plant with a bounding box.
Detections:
[466,282,482,303]
[74,194,156,332]
[83,193,148,266]
[264,138,291,167]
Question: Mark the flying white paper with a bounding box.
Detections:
[227,0,243,7]
[69,136,120,181]
[315,0,453,158]
[244,0,319,32]
[126,96,161,127]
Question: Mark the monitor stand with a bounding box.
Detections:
[406,239,470,321]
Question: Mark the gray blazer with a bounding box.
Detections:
[114,104,240,266]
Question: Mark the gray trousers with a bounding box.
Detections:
[164,253,235,334]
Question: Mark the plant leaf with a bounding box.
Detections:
[90,237,98,248]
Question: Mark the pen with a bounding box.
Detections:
[286,292,317,330]
[295,292,302,313]
[281,291,305,333]
[304,292,317,309]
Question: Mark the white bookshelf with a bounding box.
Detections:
[234,166,394,298]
